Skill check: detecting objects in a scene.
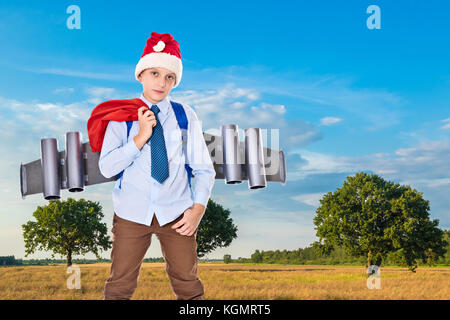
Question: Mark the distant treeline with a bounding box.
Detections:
[239,230,450,266]
[242,246,380,265]
[0,256,220,266]
[241,242,450,267]
[0,256,166,266]
[0,256,111,266]
[3,230,449,267]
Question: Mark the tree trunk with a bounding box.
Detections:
[367,250,372,267]
[67,250,72,267]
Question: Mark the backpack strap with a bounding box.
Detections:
[170,101,193,189]
[117,120,133,189]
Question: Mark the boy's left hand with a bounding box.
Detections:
[171,203,205,236]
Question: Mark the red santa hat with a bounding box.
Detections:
[135,32,182,88]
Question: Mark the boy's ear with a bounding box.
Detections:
[137,69,145,83]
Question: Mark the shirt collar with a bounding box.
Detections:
[140,93,170,116]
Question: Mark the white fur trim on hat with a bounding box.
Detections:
[135,52,182,88]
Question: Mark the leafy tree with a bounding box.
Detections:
[0,256,16,265]
[436,230,450,265]
[196,199,238,258]
[22,198,112,266]
[313,172,447,272]
[251,250,263,263]
[223,254,232,264]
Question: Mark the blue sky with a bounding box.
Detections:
[0,1,449,260]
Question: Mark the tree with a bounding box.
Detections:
[22,198,112,266]
[196,199,238,258]
[223,254,232,264]
[313,172,447,272]
[437,230,450,265]
[251,250,263,263]
[0,256,16,266]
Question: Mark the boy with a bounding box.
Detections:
[90,32,215,300]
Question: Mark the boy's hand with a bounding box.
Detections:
[137,106,157,141]
[171,204,206,236]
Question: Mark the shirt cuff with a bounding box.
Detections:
[123,137,141,159]
[194,190,210,208]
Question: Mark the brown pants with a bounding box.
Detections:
[103,212,204,300]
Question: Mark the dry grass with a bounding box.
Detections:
[0,263,448,300]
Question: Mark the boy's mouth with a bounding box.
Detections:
[153,89,164,94]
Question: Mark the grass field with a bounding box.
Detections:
[0,263,448,300]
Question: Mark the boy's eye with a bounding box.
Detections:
[152,71,158,76]
[167,75,174,80]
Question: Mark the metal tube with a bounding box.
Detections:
[40,138,61,200]
[245,128,267,189]
[66,131,84,192]
[221,124,242,184]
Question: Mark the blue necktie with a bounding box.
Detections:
[149,104,169,184]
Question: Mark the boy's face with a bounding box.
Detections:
[138,67,176,104]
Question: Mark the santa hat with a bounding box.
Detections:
[135,32,182,88]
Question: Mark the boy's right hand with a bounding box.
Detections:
[137,106,157,141]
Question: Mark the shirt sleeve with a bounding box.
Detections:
[186,108,216,207]
[98,120,142,179]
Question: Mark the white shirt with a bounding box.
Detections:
[98,94,216,226]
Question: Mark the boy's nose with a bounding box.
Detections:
[157,79,166,88]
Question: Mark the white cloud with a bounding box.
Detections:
[291,193,324,207]
[320,117,343,126]
[53,87,75,95]
[427,178,450,188]
[291,149,357,179]
[0,85,143,151]
[36,103,58,111]
[23,61,408,132]
[290,140,450,191]
[84,87,126,105]
[24,67,131,82]
[230,101,247,109]
[171,83,321,149]
[285,141,450,228]
[256,102,286,115]
[184,65,406,131]
[85,87,116,97]
[440,118,450,130]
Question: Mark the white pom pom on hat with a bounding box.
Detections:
[153,40,166,52]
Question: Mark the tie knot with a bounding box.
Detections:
[150,104,160,115]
